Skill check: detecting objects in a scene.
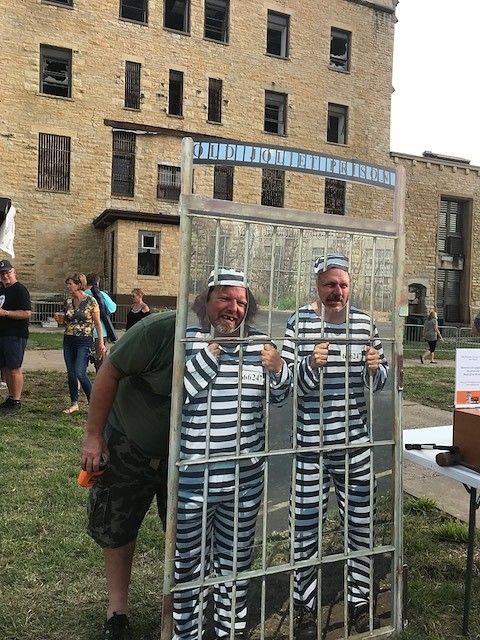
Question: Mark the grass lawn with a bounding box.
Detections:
[403,366,455,412]
[27,331,64,350]
[2,371,478,639]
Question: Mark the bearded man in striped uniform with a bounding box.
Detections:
[282,254,388,637]
[173,268,291,640]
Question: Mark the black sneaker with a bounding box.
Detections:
[294,607,317,640]
[348,603,380,634]
[103,613,132,640]
[0,397,21,413]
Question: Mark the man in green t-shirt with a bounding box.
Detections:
[81,311,175,640]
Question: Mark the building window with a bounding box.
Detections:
[261,169,284,207]
[157,165,181,200]
[213,165,233,200]
[37,133,71,192]
[138,231,160,276]
[266,11,289,57]
[111,131,135,197]
[208,78,222,123]
[125,61,141,109]
[204,0,229,43]
[45,0,73,6]
[168,70,184,116]
[40,45,72,98]
[164,0,189,32]
[438,198,465,254]
[120,0,148,23]
[330,28,351,71]
[327,103,348,144]
[264,91,287,135]
[324,179,345,215]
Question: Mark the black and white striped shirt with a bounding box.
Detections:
[282,305,388,447]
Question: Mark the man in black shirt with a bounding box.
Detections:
[0,259,31,413]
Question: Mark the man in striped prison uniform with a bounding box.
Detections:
[173,268,291,640]
[281,254,388,638]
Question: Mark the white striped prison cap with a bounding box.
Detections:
[207,268,247,288]
[313,253,349,274]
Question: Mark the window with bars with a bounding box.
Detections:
[324,179,345,215]
[40,45,72,98]
[157,165,181,200]
[213,165,233,200]
[264,91,287,135]
[267,11,289,57]
[138,230,160,276]
[120,0,148,23]
[125,61,141,109]
[37,133,71,192]
[261,168,284,207]
[111,131,136,197]
[164,0,189,32]
[327,103,348,144]
[330,28,351,71]
[204,0,229,42]
[168,70,184,116]
[208,78,222,123]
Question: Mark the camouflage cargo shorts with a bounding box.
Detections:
[87,428,168,548]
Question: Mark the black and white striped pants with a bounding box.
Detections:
[173,475,263,640]
[292,447,375,611]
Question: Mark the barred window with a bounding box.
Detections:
[125,61,141,109]
[261,168,284,207]
[267,11,289,58]
[208,78,222,123]
[264,91,287,135]
[37,133,71,192]
[157,165,181,200]
[168,70,184,116]
[138,230,160,276]
[213,165,233,200]
[40,45,72,98]
[120,0,148,23]
[327,103,348,144]
[111,131,136,197]
[164,0,189,32]
[204,0,229,42]
[324,179,345,215]
[330,28,351,71]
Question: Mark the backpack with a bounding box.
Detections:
[90,286,117,342]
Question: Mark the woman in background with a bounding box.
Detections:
[421,310,443,364]
[55,273,105,414]
[126,288,150,330]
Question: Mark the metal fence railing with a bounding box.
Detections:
[31,300,132,328]
[403,323,480,357]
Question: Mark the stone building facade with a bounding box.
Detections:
[0,0,397,305]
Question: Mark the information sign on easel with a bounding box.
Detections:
[455,348,480,408]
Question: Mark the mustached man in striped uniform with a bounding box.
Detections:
[281,254,388,637]
[173,268,291,640]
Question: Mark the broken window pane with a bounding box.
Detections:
[204,0,229,42]
[264,91,287,135]
[261,168,284,207]
[168,70,184,116]
[327,103,348,144]
[213,165,233,200]
[324,179,346,215]
[330,28,351,71]
[37,133,71,192]
[120,0,148,23]
[164,0,189,32]
[111,131,136,197]
[157,164,181,200]
[40,45,72,98]
[125,61,141,109]
[267,11,289,57]
[208,78,222,123]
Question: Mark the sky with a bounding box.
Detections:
[390,1,480,165]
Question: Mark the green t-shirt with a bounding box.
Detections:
[108,311,176,457]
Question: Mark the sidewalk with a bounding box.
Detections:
[22,351,469,523]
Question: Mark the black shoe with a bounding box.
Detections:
[348,603,380,634]
[294,607,317,640]
[0,397,21,413]
[103,613,132,640]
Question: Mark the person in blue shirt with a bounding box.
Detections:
[86,273,117,370]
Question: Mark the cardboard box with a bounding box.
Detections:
[453,409,480,472]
